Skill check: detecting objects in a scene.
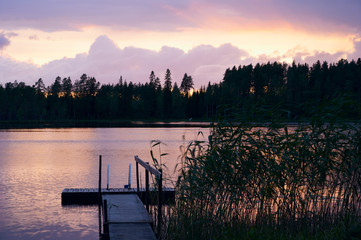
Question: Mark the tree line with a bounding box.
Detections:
[221,59,361,121]
[0,59,360,122]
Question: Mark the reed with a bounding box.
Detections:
[167,120,361,239]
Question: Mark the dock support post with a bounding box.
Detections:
[145,162,149,212]
[157,169,163,236]
[136,160,139,194]
[128,164,131,189]
[103,199,109,237]
[98,204,102,238]
[98,155,102,202]
[107,164,109,190]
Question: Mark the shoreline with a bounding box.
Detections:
[0,120,213,129]
[1,119,359,129]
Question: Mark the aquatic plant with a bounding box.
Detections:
[168,120,361,239]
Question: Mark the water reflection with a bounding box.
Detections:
[0,127,207,240]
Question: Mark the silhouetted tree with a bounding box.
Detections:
[172,82,185,118]
[180,73,194,93]
[62,77,73,97]
[149,71,156,88]
[51,76,62,96]
[163,69,173,118]
[34,78,46,95]
[86,77,100,96]
[74,74,88,97]
[154,77,161,89]
[164,69,172,90]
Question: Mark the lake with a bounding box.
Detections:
[0,127,209,240]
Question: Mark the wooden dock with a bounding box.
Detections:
[102,193,156,240]
[61,155,172,239]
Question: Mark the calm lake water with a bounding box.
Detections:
[0,127,208,240]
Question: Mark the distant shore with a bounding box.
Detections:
[0,120,213,129]
[1,119,359,129]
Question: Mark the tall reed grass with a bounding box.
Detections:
[167,121,361,239]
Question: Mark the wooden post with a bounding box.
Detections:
[157,169,163,236]
[98,155,102,202]
[107,164,109,190]
[136,161,139,194]
[145,162,149,212]
[128,163,131,189]
[98,204,102,238]
[103,199,109,236]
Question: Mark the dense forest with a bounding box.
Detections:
[0,59,361,123]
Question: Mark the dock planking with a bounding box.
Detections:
[103,193,156,240]
[107,223,156,240]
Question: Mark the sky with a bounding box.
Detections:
[0,0,360,88]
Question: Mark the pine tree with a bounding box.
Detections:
[164,69,172,90]
[155,77,161,89]
[34,78,46,95]
[51,76,62,96]
[180,73,194,93]
[163,69,173,118]
[62,77,73,97]
[149,71,156,88]
[86,77,100,96]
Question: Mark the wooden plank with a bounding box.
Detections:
[134,156,161,177]
[108,223,156,240]
[102,194,157,240]
[102,194,152,223]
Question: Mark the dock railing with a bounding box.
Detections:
[134,155,163,236]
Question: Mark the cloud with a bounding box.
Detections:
[348,38,361,61]
[5,32,18,38]
[0,35,247,87]
[0,35,357,88]
[0,32,10,50]
[0,31,19,51]
[0,56,38,83]
[303,51,345,65]
[29,35,39,40]
[276,37,361,64]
